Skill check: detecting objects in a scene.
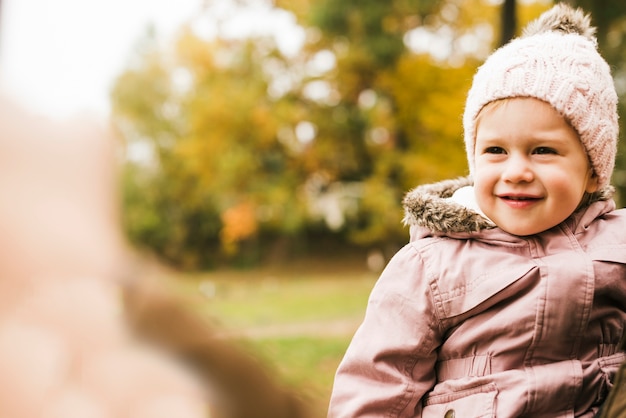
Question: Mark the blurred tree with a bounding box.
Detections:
[500,0,517,45]
[113,38,303,264]
[111,33,214,268]
[174,32,310,257]
[112,28,309,268]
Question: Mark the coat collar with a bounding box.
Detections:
[402,176,615,235]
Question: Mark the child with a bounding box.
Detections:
[328,4,626,417]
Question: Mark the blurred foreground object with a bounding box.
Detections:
[0,96,309,418]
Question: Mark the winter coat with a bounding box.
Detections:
[328,176,626,418]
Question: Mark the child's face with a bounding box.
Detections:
[473,98,598,236]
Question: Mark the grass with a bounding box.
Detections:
[249,336,353,409]
[170,259,378,417]
[189,275,374,329]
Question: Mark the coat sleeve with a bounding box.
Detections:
[328,244,441,417]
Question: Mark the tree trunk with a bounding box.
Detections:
[500,0,517,46]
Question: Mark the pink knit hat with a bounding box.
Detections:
[463,3,619,188]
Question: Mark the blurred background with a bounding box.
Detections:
[1,0,626,416]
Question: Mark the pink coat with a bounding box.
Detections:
[328,177,626,417]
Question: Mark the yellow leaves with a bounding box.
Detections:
[385,53,474,140]
[274,0,312,21]
[378,53,476,182]
[251,105,280,148]
[175,29,217,72]
[348,179,403,245]
[517,3,552,35]
[219,201,258,254]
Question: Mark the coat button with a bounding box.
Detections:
[444,409,455,418]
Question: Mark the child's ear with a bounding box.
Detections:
[585,170,599,193]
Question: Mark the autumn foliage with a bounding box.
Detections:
[111,0,626,269]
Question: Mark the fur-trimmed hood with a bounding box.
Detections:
[402,176,615,234]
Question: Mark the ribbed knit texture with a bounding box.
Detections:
[463,5,618,188]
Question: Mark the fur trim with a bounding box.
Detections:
[402,176,614,234]
[402,176,494,234]
[522,3,596,42]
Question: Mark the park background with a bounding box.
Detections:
[5,0,626,416]
[114,0,626,270]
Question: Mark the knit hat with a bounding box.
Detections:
[463,3,618,188]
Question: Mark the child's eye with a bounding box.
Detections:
[533,147,557,155]
[484,146,505,154]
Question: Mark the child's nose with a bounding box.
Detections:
[501,154,534,183]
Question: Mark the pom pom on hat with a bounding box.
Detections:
[463,3,618,188]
